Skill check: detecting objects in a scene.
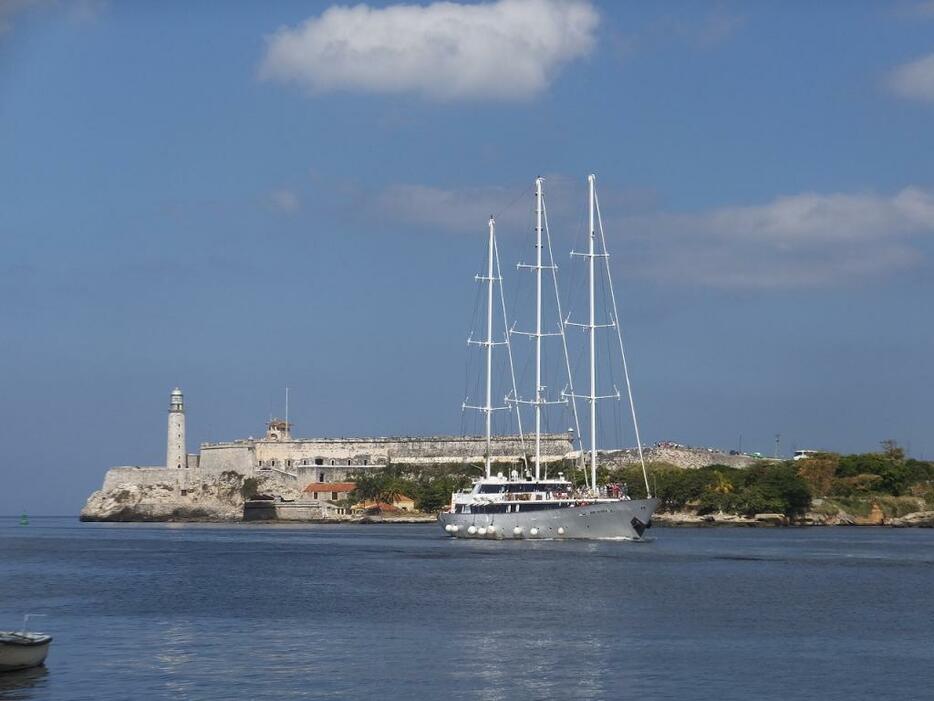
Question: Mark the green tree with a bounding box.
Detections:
[741,463,811,517]
[796,453,838,496]
[712,470,735,494]
[414,475,468,512]
[880,439,905,462]
[350,473,383,501]
[378,478,408,505]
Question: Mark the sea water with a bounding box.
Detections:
[1,518,932,700]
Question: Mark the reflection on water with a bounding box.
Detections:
[1,518,933,700]
[0,665,49,698]
[154,620,196,698]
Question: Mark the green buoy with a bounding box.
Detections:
[20,513,28,526]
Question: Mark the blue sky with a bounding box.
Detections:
[1,0,933,514]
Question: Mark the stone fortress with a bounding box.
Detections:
[99,387,574,494]
[83,388,758,521]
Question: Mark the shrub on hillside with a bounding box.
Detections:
[796,454,837,495]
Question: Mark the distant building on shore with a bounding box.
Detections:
[93,388,762,502]
[98,388,572,493]
[302,482,356,501]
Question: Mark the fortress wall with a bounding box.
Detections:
[102,467,184,491]
[198,444,255,474]
[98,434,575,495]
[253,441,386,468]
[385,454,565,465]
[293,465,357,484]
[387,434,571,459]
[245,434,573,468]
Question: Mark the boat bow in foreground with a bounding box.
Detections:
[0,632,52,673]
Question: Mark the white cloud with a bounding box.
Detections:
[888,52,934,103]
[259,0,599,100]
[373,175,597,234]
[371,180,934,288]
[620,188,934,288]
[376,183,516,232]
[268,189,300,213]
[692,188,934,244]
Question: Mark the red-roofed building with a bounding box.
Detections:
[302,482,356,502]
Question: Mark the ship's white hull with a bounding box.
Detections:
[0,635,51,672]
[438,498,659,540]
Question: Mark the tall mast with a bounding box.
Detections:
[465,216,521,479]
[534,177,544,480]
[566,174,615,493]
[588,174,598,494]
[484,216,495,479]
[567,174,646,496]
[513,178,567,481]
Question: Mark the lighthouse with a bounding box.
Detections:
[167,387,187,469]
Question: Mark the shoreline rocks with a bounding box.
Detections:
[653,507,934,528]
[888,511,934,528]
[80,471,301,523]
[81,470,439,524]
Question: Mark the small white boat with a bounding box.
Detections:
[0,618,52,672]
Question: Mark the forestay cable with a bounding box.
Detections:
[594,188,651,498]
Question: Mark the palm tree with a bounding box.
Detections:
[378,479,406,506]
[712,471,734,495]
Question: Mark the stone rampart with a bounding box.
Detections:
[199,433,572,474]
[103,466,184,491]
[197,444,255,473]
[98,440,749,497]
[243,500,343,522]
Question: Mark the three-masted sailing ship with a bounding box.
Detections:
[439,174,659,540]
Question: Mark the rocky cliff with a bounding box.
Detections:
[80,471,303,522]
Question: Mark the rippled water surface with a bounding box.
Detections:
[1,518,932,700]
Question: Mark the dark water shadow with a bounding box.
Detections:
[0,665,49,697]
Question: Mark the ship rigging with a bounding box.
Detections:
[440,174,659,540]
